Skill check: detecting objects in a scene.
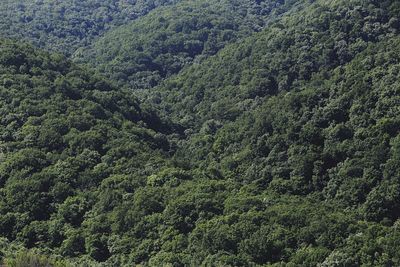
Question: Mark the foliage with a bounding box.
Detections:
[0,39,172,264]
[0,0,400,266]
[75,0,301,89]
[0,0,180,55]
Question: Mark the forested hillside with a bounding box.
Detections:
[1,0,400,266]
[75,0,302,89]
[0,0,180,55]
[0,39,174,265]
[152,0,400,127]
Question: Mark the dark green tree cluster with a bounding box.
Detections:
[0,0,180,55]
[1,0,400,266]
[75,0,301,89]
[0,39,176,265]
[152,0,400,128]
[0,238,68,267]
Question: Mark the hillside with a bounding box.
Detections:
[0,39,174,265]
[146,0,400,264]
[0,0,400,266]
[0,0,180,55]
[75,0,303,89]
[151,0,400,128]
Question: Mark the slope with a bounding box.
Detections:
[74,0,305,89]
[0,39,174,264]
[170,34,400,267]
[151,0,400,129]
[1,0,400,266]
[0,0,181,55]
[131,0,400,264]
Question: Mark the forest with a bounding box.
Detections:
[0,0,400,266]
[0,0,180,55]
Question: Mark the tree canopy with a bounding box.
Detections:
[0,0,180,55]
[74,0,302,89]
[1,0,400,266]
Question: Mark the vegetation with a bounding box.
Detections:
[0,0,180,55]
[0,39,174,265]
[151,0,400,127]
[0,0,400,266]
[75,0,302,89]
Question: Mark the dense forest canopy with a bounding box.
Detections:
[0,0,180,55]
[0,38,175,265]
[74,0,303,89]
[150,0,400,128]
[0,0,400,266]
